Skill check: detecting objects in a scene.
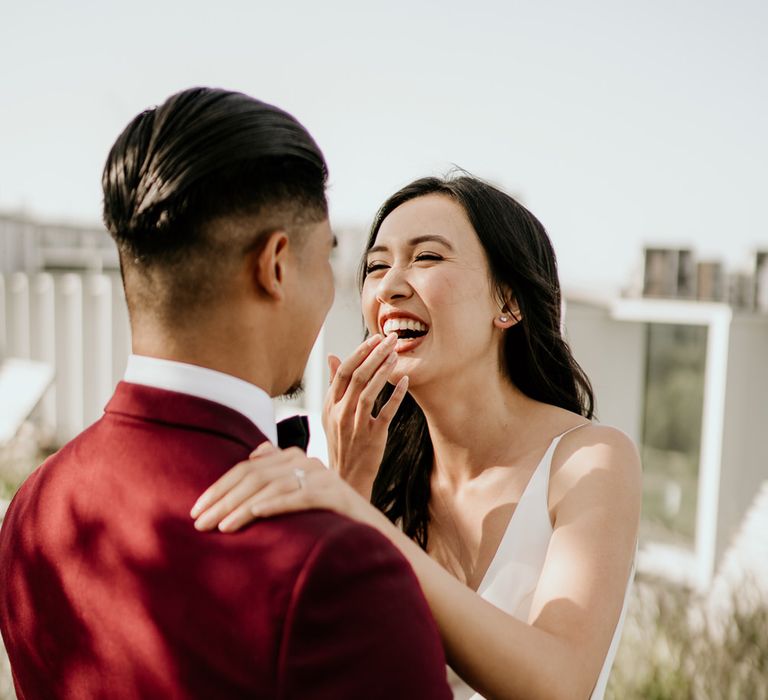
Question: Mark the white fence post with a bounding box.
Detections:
[83,274,113,427]
[0,274,6,356]
[55,274,84,445]
[8,272,31,359]
[31,273,57,438]
[110,273,131,385]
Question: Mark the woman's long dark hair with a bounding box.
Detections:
[362,174,595,549]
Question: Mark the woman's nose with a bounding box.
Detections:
[375,266,412,303]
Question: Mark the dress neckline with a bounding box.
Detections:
[473,423,590,594]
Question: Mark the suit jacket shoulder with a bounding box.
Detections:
[0,383,450,699]
[278,516,451,699]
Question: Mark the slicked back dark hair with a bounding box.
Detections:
[363,174,595,549]
[102,87,328,316]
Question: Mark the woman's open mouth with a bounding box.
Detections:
[381,317,429,353]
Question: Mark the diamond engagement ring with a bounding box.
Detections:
[293,467,307,490]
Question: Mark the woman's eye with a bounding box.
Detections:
[415,252,443,262]
[365,262,389,274]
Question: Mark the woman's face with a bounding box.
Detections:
[362,194,507,388]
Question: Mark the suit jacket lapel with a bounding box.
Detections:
[105,381,268,450]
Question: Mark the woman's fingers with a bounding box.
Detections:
[217,472,305,532]
[335,333,398,409]
[250,490,319,519]
[193,450,326,531]
[330,333,398,404]
[190,459,258,519]
[217,458,328,531]
[327,354,342,384]
[329,335,382,402]
[192,450,299,530]
[191,442,280,518]
[356,350,399,418]
[376,375,409,425]
[250,475,338,519]
[193,470,273,531]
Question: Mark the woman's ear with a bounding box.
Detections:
[250,230,290,301]
[493,299,522,329]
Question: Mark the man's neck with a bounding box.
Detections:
[124,354,278,444]
[131,327,275,396]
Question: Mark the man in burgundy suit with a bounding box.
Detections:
[0,88,450,699]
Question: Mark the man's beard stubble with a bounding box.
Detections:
[280,379,305,401]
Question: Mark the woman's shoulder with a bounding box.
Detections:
[548,421,642,518]
[562,421,638,455]
[536,404,639,465]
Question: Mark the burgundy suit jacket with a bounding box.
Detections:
[0,382,450,699]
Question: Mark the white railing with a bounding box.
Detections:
[0,270,329,451]
[0,271,131,447]
[0,214,119,276]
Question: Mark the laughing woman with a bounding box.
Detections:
[191,175,641,700]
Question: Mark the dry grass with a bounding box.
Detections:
[0,424,47,502]
[0,638,13,700]
[607,574,768,699]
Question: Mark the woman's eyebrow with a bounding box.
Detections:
[367,234,455,255]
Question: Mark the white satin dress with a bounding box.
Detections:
[446,427,634,700]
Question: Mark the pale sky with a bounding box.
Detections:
[1,0,766,292]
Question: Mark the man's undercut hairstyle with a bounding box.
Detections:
[102,87,328,318]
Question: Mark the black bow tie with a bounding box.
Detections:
[276,414,310,451]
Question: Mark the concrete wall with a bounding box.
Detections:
[567,297,768,587]
[563,299,646,442]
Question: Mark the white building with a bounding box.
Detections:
[565,293,768,590]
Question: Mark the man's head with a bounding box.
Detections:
[102,88,336,396]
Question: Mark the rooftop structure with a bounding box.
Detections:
[639,245,768,312]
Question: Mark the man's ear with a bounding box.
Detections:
[250,230,290,301]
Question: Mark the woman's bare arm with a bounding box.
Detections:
[192,424,641,700]
[379,425,641,700]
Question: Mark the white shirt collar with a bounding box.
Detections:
[123,354,277,444]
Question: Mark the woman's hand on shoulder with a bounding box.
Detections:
[323,333,409,498]
[189,443,376,533]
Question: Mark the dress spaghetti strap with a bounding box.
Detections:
[553,421,592,442]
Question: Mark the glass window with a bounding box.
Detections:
[640,323,707,549]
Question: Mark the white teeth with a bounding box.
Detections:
[383,318,428,334]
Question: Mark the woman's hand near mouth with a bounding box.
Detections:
[323,332,409,499]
